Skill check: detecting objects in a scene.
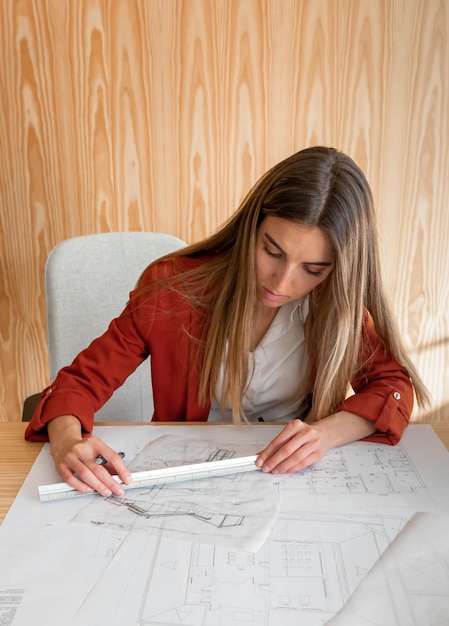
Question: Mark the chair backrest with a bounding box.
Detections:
[45,232,186,421]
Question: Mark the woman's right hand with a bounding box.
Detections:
[47,415,132,497]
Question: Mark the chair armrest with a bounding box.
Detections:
[22,393,42,422]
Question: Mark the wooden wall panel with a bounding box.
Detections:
[0,0,448,422]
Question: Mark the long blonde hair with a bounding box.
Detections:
[137,146,430,420]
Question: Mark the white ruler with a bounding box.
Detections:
[38,455,260,502]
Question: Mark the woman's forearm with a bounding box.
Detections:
[47,414,82,445]
[312,410,377,450]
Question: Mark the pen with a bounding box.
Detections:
[94,451,125,466]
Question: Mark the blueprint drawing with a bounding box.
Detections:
[1,424,449,625]
[73,434,279,551]
[274,438,438,514]
[72,510,410,626]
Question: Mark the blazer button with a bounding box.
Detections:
[393,391,401,400]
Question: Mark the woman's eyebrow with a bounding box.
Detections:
[264,233,333,266]
[305,261,333,267]
[264,232,286,254]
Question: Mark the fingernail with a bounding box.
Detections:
[102,489,112,497]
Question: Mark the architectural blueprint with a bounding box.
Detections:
[73,434,279,550]
[72,510,412,626]
[1,424,449,625]
[274,437,438,514]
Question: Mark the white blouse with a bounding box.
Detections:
[208,297,310,422]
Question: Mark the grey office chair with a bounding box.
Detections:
[22,232,186,422]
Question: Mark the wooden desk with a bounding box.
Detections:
[1,421,449,524]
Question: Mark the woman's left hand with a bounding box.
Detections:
[256,420,327,474]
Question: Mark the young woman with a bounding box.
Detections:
[25,146,429,498]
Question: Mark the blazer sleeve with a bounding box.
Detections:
[337,311,414,445]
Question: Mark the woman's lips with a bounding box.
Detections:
[262,287,287,303]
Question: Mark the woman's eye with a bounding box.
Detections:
[304,266,323,277]
[264,246,282,258]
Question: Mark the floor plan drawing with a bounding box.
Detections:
[274,439,435,514]
[73,510,410,626]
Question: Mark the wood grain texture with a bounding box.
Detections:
[0,0,448,422]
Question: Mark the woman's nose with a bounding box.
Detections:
[272,266,294,292]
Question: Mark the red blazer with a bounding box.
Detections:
[25,257,414,444]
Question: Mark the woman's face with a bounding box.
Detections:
[255,216,334,310]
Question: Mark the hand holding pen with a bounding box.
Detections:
[94,451,125,466]
[47,415,132,497]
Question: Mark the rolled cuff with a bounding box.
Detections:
[339,385,413,446]
[24,384,95,442]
